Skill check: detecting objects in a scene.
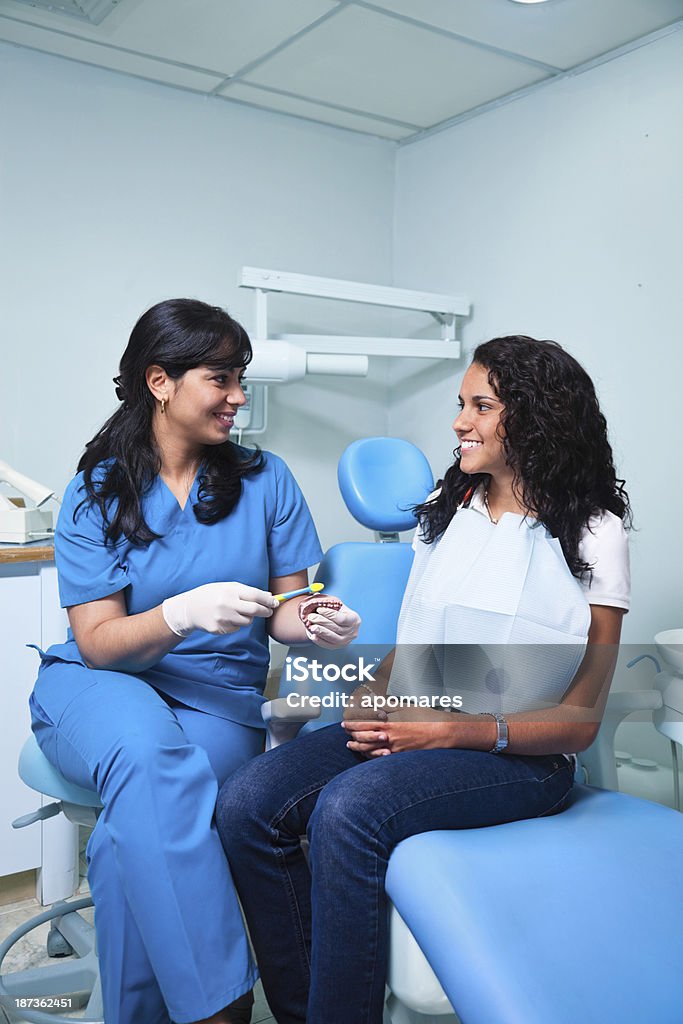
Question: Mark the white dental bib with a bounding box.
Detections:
[393,506,591,715]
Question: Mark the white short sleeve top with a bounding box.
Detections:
[577,511,630,611]
[414,487,630,612]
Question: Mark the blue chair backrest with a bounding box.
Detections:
[337,436,435,534]
[321,436,434,643]
[276,438,434,727]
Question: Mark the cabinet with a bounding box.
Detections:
[0,550,75,902]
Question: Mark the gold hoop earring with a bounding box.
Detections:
[160,398,166,415]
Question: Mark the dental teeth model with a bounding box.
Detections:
[298,594,342,631]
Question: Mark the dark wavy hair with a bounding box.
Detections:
[77,298,264,545]
[415,335,631,579]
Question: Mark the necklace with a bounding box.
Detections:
[183,459,202,501]
[162,458,202,510]
[483,489,498,525]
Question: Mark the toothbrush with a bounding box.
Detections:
[273,582,325,604]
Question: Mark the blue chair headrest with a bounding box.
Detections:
[338,437,434,532]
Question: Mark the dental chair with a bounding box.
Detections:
[264,437,683,1024]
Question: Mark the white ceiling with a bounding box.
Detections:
[1,0,682,142]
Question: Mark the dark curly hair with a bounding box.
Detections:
[414,335,631,579]
[77,298,264,546]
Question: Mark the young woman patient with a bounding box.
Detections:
[216,335,631,1024]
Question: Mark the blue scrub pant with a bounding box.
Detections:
[30,660,262,1024]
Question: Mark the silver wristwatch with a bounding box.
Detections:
[485,712,509,754]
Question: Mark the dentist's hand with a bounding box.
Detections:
[162,582,278,637]
[298,595,361,649]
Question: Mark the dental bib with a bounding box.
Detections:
[394,507,591,715]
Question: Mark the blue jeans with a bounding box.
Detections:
[216,723,574,1024]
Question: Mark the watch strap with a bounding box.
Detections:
[484,712,509,753]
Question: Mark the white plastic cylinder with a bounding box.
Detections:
[306,353,369,377]
[248,341,307,383]
[39,811,79,904]
[248,343,369,382]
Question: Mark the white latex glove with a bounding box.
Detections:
[162,582,278,637]
[298,595,361,649]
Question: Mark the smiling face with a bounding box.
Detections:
[452,362,508,478]
[155,363,247,449]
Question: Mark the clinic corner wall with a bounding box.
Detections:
[390,27,683,646]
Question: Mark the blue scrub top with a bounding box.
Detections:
[40,450,323,728]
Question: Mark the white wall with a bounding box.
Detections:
[0,43,396,548]
[392,29,683,648]
[2,32,681,700]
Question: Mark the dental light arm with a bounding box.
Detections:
[0,460,55,507]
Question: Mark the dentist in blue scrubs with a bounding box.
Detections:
[29,298,360,1024]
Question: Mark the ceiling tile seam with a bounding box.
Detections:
[225,80,421,130]
[208,0,355,96]
[0,11,227,79]
[351,0,564,75]
[0,35,402,143]
[0,35,230,97]
[215,91,401,142]
[398,17,683,148]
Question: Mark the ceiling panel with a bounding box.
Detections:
[0,14,224,89]
[1,0,680,140]
[0,0,338,74]
[244,5,550,128]
[367,0,683,70]
[221,81,415,139]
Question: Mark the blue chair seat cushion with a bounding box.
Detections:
[385,785,683,1024]
[19,735,102,808]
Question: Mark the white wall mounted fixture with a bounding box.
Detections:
[237,266,470,436]
[240,266,470,369]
